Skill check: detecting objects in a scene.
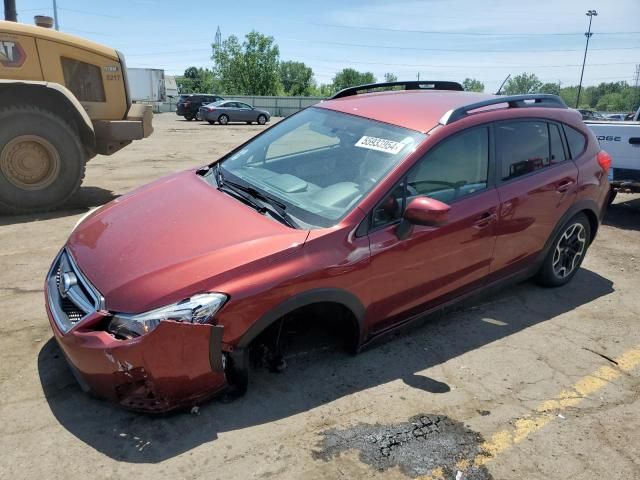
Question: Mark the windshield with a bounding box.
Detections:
[219,107,425,228]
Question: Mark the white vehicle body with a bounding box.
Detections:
[586,111,640,194]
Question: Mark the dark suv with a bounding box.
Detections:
[45,81,611,412]
[176,94,224,121]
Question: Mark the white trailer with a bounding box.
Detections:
[127,67,166,102]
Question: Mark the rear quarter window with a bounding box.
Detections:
[563,125,587,159]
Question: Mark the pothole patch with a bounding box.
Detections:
[313,414,492,479]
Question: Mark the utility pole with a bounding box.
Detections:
[417,72,420,81]
[53,0,59,30]
[633,64,640,111]
[4,0,17,21]
[576,9,597,108]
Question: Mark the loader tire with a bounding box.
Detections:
[0,106,86,214]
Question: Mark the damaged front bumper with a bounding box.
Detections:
[44,251,227,413]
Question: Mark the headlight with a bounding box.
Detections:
[108,293,227,339]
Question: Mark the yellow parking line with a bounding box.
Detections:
[419,346,640,479]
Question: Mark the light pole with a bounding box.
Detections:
[576,9,597,108]
[53,0,59,30]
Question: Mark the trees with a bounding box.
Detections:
[462,78,484,92]
[539,82,561,95]
[176,67,216,94]
[312,83,334,97]
[212,31,281,95]
[503,73,543,95]
[279,61,314,96]
[332,68,376,92]
[384,72,398,83]
[596,92,627,111]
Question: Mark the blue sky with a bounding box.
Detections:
[7,0,640,92]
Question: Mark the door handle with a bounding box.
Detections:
[473,211,496,228]
[556,179,575,193]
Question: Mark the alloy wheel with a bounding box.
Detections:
[552,223,586,279]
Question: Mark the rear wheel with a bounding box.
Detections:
[0,106,85,214]
[257,114,267,125]
[535,213,590,287]
[218,114,229,125]
[184,114,194,121]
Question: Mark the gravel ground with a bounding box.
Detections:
[1,113,639,479]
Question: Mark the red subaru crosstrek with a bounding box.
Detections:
[45,81,611,412]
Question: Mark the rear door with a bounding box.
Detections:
[222,102,238,122]
[491,119,578,276]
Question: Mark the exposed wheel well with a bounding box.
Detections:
[0,84,95,157]
[248,301,361,357]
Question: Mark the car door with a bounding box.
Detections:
[366,126,499,334]
[237,102,253,121]
[224,102,240,121]
[490,120,578,276]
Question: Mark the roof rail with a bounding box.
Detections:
[441,94,568,125]
[330,80,464,99]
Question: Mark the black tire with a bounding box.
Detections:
[257,114,267,125]
[535,213,591,287]
[208,120,215,125]
[0,106,86,214]
[185,114,194,121]
[218,114,229,125]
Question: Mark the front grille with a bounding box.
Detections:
[46,249,104,333]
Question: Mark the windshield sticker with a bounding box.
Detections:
[355,136,405,154]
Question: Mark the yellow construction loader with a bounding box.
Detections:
[0,19,153,213]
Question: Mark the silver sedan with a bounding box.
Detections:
[199,101,271,125]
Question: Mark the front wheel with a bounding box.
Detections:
[535,213,591,287]
[257,115,267,125]
[184,114,194,121]
[0,106,86,214]
[218,114,229,125]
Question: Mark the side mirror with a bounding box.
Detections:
[396,197,451,240]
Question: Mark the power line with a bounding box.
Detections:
[308,21,640,37]
[58,7,121,19]
[124,43,640,57]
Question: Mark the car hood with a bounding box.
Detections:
[67,170,309,313]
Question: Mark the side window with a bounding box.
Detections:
[61,57,105,102]
[496,121,548,181]
[549,123,567,164]
[563,125,587,159]
[370,127,489,229]
[407,126,489,203]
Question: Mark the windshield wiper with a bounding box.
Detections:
[215,164,298,228]
[214,164,267,214]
